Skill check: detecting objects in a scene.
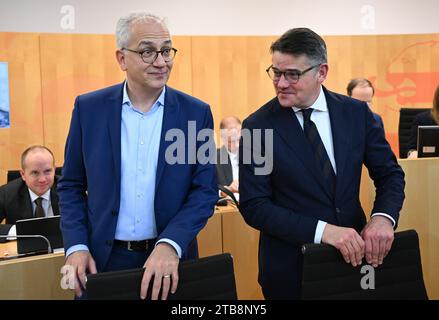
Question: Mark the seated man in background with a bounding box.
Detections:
[216,116,241,196]
[347,78,384,129]
[0,145,59,240]
[407,84,439,159]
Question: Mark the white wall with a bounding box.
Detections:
[0,0,438,35]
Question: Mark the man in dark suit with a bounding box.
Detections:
[58,12,218,300]
[347,78,385,129]
[239,28,405,299]
[0,145,59,238]
[407,84,439,158]
[216,116,241,194]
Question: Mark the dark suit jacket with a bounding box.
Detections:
[239,87,405,299]
[373,112,385,130]
[0,178,60,236]
[407,111,437,152]
[216,146,233,187]
[58,83,218,271]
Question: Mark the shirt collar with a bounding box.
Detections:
[28,188,51,202]
[122,81,166,111]
[292,86,327,113]
[226,148,239,159]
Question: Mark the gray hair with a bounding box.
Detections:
[115,12,167,49]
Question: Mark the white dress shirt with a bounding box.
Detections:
[292,86,395,244]
[7,188,53,237]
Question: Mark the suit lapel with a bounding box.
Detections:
[17,182,34,220]
[269,99,333,200]
[156,86,179,189]
[50,183,60,216]
[324,88,350,200]
[107,83,123,196]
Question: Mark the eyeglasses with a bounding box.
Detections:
[122,47,177,64]
[266,64,321,84]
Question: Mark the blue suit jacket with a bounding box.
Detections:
[58,83,218,271]
[239,87,405,299]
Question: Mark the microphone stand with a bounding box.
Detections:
[0,234,53,255]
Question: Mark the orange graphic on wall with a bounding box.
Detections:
[370,40,439,105]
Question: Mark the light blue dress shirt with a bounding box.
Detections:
[66,83,181,258]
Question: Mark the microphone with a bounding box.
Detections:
[0,234,53,255]
[217,184,239,208]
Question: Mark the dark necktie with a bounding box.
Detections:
[34,197,45,218]
[301,108,336,196]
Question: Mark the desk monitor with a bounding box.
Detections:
[418,125,439,158]
[16,216,63,254]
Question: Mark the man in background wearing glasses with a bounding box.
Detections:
[58,12,217,300]
[239,28,405,299]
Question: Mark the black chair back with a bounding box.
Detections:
[398,108,430,158]
[301,229,428,300]
[87,253,237,300]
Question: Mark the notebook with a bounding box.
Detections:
[16,215,64,254]
[87,253,237,300]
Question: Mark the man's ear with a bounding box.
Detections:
[317,63,329,83]
[19,170,26,181]
[116,49,128,71]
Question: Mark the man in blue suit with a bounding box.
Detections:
[58,12,218,300]
[239,28,405,299]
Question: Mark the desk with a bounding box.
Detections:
[197,205,263,300]
[0,242,74,299]
[360,157,439,299]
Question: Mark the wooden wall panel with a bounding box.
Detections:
[39,34,125,166]
[0,33,44,185]
[167,36,193,95]
[191,36,277,141]
[39,34,192,167]
[325,34,439,154]
[2,32,438,186]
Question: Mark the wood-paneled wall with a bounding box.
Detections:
[1,32,438,184]
[0,33,45,184]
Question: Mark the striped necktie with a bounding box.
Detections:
[301,108,336,196]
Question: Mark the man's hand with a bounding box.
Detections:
[140,242,179,300]
[361,216,394,267]
[64,250,97,297]
[407,150,418,159]
[225,180,239,194]
[322,224,365,267]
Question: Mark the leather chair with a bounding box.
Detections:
[398,108,430,158]
[301,229,428,300]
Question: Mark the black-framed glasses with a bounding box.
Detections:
[122,47,177,64]
[266,64,321,84]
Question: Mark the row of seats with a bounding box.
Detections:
[398,107,431,158]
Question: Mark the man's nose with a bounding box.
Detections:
[277,75,290,88]
[153,52,167,67]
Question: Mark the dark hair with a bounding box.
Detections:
[270,28,327,65]
[347,78,374,96]
[21,145,55,170]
